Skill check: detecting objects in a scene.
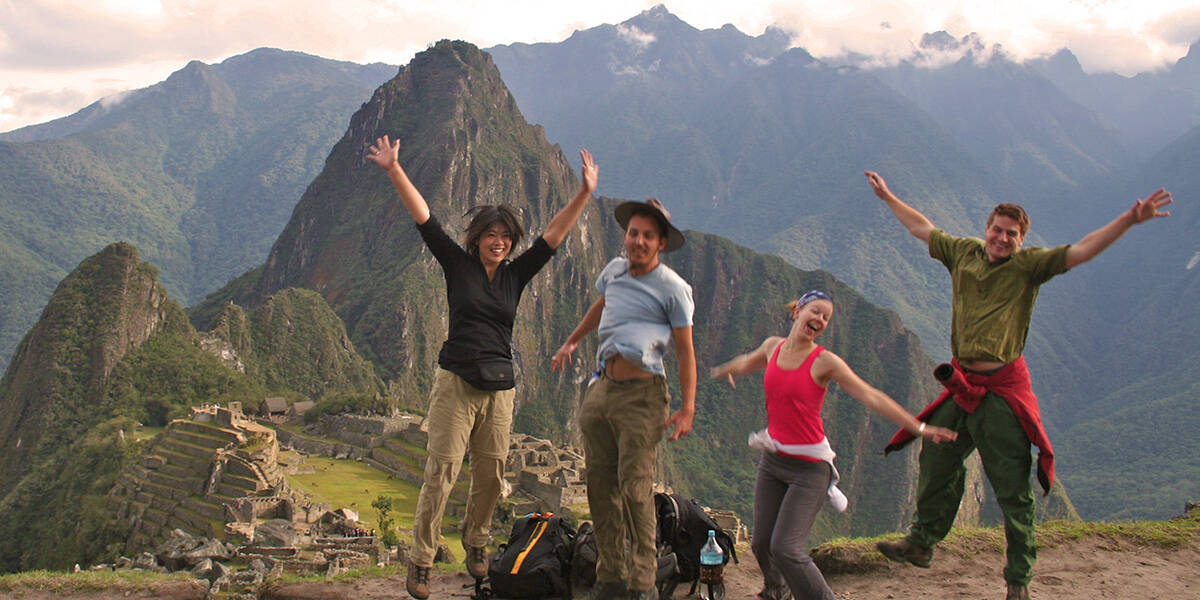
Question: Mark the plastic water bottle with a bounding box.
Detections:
[698,529,725,600]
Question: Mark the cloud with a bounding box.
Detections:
[616,23,657,50]
[766,0,1200,75]
[2,1,1199,132]
[1148,6,1200,47]
[0,85,98,132]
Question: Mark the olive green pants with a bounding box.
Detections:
[908,391,1037,586]
[410,368,514,567]
[578,374,670,593]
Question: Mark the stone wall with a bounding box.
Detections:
[109,404,288,552]
[275,427,370,460]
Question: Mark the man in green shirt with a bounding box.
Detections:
[864,170,1172,600]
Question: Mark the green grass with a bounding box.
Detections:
[0,569,194,593]
[280,450,465,560]
[128,425,164,442]
[814,508,1200,575]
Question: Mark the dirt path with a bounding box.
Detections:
[261,534,1199,600]
[10,526,1196,599]
[824,538,1200,600]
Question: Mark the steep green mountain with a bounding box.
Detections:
[0,243,383,573]
[192,40,612,438]
[193,39,1070,538]
[0,48,396,370]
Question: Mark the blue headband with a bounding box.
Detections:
[796,290,831,308]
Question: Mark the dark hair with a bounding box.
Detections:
[627,205,669,239]
[988,203,1030,235]
[464,205,525,259]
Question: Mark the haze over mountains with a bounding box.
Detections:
[0,3,1193,552]
[486,5,1199,520]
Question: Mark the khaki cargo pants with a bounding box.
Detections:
[578,374,670,593]
[410,368,514,567]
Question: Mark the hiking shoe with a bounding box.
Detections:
[406,562,431,599]
[1005,584,1030,600]
[589,580,627,600]
[627,588,658,600]
[876,538,933,568]
[463,543,488,579]
[756,585,793,600]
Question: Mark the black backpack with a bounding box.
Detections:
[487,513,575,599]
[654,492,738,591]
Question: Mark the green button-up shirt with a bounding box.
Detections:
[930,229,1070,364]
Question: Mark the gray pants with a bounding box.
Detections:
[752,451,837,600]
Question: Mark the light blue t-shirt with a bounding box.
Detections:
[595,257,694,376]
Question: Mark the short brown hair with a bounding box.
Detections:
[987,203,1030,235]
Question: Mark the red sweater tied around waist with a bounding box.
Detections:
[885,356,1055,495]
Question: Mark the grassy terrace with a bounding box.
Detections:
[278,446,466,561]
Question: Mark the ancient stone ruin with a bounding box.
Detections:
[504,434,588,514]
[103,401,746,589]
[107,403,380,583]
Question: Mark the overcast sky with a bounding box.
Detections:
[2,0,1199,134]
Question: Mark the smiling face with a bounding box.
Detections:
[624,213,668,275]
[984,214,1026,262]
[476,223,513,270]
[789,298,834,341]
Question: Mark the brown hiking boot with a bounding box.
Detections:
[876,538,933,568]
[1005,584,1030,600]
[463,542,488,579]
[406,562,431,599]
[588,580,627,600]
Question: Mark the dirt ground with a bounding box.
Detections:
[7,530,1196,599]
[259,535,1200,600]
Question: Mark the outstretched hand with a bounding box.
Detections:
[366,135,400,171]
[550,341,577,372]
[580,149,598,194]
[864,170,892,200]
[1129,189,1173,224]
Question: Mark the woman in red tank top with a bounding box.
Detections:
[711,291,956,600]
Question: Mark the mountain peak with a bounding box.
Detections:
[0,241,173,490]
[623,3,696,36]
[240,39,589,383]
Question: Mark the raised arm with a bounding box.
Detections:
[366,135,431,225]
[665,326,697,441]
[551,297,605,371]
[709,336,782,388]
[865,171,935,244]
[541,150,598,249]
[1065,188,1172,269]
[819,351,956,443]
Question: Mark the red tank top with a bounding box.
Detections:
[763,343,827,460]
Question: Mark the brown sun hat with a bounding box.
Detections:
[613,198,686,252]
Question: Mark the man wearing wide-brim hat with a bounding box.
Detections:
[552,197,696,600]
